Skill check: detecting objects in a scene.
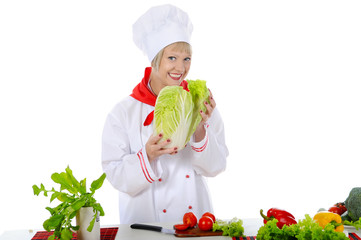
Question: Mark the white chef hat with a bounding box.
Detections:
[133,4,193,62]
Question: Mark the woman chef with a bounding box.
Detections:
[101,4,228,224]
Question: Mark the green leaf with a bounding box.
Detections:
[64,198,86,215]
[71,225,80,231]
[50,192,61,203]
[90,173,106,192]
[87,215,96,232]
[79,178,87,194]
[60,228,73,240]
[93,203,105,216]
[40,184,48,197]
[45,207,55,215]
[43,219,51,232]
[51,172,77,195]
[57,193,74,203]
[48,234,55,240]
[33,185,41,195]
[47,214,65,229]
[65,166,81,192]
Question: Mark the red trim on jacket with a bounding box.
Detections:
[137,149,154,183]
[191,134,209,152]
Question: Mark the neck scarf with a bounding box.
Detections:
[130,67,189,126]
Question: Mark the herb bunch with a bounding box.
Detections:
[33,166,106,240]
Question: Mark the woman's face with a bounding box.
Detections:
[150,44,191,95]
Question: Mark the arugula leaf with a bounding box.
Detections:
[65,165,81,193]
[90,173,106,192]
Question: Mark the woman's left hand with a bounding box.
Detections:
[194,89,216,142]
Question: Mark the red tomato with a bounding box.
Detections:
[202,212,216,223]
[174,223,190,231]
[334,202,347,214]
[328,206,343,215]
[183,212,197,228]
[198,216,213,231]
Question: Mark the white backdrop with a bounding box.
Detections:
[1,0,360,235]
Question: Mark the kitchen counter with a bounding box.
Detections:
[0,218,262,240]
[1,218,360,240]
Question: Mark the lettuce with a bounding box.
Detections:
[153,80,209,150]
[256,215,349,240]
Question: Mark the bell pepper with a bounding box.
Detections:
[313,211,344,232]
[260,208,297,229]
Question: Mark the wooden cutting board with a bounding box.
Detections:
[175,227,223,237]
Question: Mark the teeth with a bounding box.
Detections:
[170,73,182,78]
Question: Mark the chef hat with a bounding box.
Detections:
[133,4,193,62]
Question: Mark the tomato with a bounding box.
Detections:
[202,212,216,223]
[198,216,213,231]
[183,212,197,228]
[334,202,347,214]
[174,223,190,231]
[328,206,343,215]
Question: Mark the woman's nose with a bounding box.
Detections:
[174,60,185,72]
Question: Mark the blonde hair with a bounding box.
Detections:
[151,42,192,71]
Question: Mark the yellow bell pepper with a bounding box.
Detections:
[313,211,344,232]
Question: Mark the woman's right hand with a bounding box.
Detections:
[146,133,178,162]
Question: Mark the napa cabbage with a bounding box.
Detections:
[153,80,209,150]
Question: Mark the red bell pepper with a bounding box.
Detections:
[260,208,297,229]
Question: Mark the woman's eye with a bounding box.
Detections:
[184,57,191,62]
[168,56,176,61]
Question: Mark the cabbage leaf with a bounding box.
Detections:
[154,80,209,150]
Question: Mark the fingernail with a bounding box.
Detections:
[159,133,163,137]
[205,101,208,105]
[167,139,171,142]
[175,151,178,154]
[200,110,203,113]
[174,147,178,151]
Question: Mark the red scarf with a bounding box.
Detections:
[130,67,189,126]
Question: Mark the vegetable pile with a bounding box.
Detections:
[318,188,361,230]
[260,208,297,229]
[154,79,209,150]
[174,212,216,231]
[173,211,245,237]
[257,214,349,240]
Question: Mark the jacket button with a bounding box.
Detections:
[186,175,190,178]
[163,209,167,213]
[158,178,162,182]
[188,205,192,209]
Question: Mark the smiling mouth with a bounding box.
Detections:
[169,73,183,81]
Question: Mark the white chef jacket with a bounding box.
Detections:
[101,83,228,224]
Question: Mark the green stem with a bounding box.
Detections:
[260,209,271,221]
[330,220,343,228]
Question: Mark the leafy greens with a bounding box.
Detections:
[154,79,209,149]
[212,218,245,237]
[256,215,349,240]
[33,166,106,240]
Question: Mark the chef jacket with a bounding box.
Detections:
[101,68,228,224]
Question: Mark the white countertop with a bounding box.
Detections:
[1,218,360,240]
[0,219,263,240]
